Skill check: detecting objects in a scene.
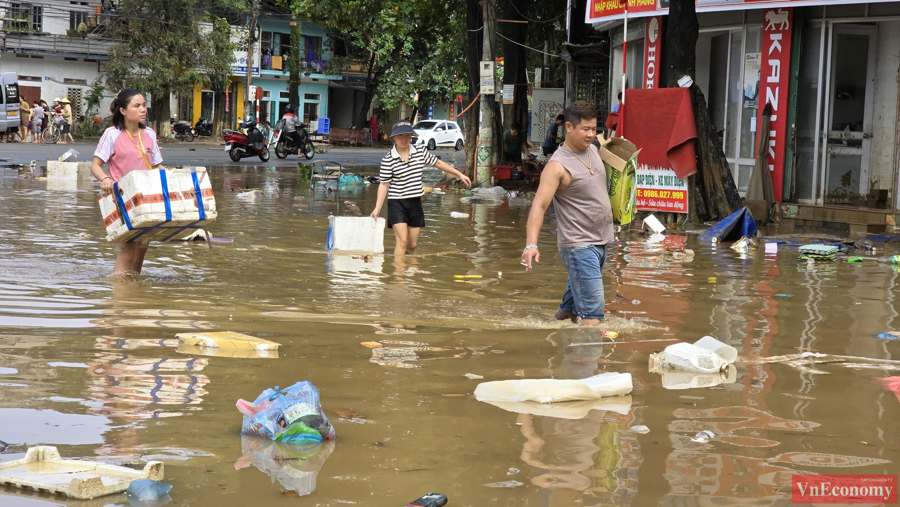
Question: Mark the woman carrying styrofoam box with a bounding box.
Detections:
[89,88,166,275]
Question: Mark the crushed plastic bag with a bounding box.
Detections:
[338,174,366,187]
[237,382,335,443]
[473,186,508,196]
[126,479,172,502]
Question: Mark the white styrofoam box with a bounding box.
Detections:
[326,216,385,253]
[47,161,93,181]
[98,167,217,243]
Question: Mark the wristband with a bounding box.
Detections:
[524,244,538,251]
[101,176,111,182]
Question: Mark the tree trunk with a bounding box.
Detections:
[502,0,529,130]
[462,0,482,179]
[665,0,741,221]
[289,22,302,107]
[153,91,172,140]
[354,52,378,129]
[464,105,477,177]
[212,90,226,139]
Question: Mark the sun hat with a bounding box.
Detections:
[54,97,61,102]
[61,98,70,103]
[389,120,415,138]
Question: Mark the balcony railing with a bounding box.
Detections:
[1,32,119,58]
[260,55,332,74]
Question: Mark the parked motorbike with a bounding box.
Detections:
[270,118,315,160]
[169,118,195,142]
[224,120,270,162]
[194,117,213,137]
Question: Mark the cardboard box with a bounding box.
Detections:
[598,135,640,226]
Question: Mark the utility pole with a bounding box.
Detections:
[475,0,495,187]
[245,0,260,118]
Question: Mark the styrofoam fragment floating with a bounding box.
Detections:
[98,167,217,243]
[176,331,281,351]
[0,446,163,500]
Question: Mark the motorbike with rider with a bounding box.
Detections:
[273,104,315,160]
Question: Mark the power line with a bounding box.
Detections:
[505,0,566,24]
[498,31,559,58]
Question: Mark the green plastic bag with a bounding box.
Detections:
[598,135,641,227]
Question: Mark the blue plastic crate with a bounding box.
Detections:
[319,118,330,135]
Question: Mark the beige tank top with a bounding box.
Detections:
[548,145,615,248]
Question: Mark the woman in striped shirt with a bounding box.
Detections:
[370,120,471,256]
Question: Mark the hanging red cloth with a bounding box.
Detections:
[620,88,698,179]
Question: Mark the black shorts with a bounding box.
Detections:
[62,124,70,134]
[387,197,425,229]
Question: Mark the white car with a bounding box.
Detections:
[412,120,465,151]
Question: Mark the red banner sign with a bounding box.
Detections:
[643,17,663,89]
[586,0,883,24]
[758,7,792,201]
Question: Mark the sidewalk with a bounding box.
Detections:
[0,140,458,168]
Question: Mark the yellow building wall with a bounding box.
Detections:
[192,84,202,125]
[236,82,244,123]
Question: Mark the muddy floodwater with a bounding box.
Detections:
[1,164,899,506]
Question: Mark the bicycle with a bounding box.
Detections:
[41,117,63,144]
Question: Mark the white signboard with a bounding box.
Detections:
[199,23,260,78]
[502,84,514,104]
[635,164,689,213]
[480,61,495,95]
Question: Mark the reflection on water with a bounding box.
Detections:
[1,164,900,505]
[235,437,335,496]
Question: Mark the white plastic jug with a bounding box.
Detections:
[657,342,727,374]
[693,336,737,363]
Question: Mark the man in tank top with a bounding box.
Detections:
[521,101,614,326]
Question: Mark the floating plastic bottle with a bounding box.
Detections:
[877,255,900,265]
[650,336,736,374]
[691,430,715,443]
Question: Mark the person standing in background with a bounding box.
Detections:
[18,98,31,143]
[542,114,564,156]
[60,98,75,144]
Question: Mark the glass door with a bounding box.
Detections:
[821,25,876,206]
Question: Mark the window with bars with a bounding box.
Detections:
[574,64,608,121]
[31,5,42,32]
[67,88,83,120]
[70,11,88,31]
[5,3,32,31]
[302,36,323,60]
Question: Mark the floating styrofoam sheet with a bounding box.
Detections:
[176,331,281,351]
[0,446,163,500]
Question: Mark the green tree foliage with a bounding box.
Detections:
[289,0,467,127]
[106,0,207,136]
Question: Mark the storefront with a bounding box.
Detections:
[591,1,900,210]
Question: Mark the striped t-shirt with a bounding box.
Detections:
[379,145,438,199]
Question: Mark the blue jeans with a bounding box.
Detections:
[558,245,607,320]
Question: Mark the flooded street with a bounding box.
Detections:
[1,163,899,506]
